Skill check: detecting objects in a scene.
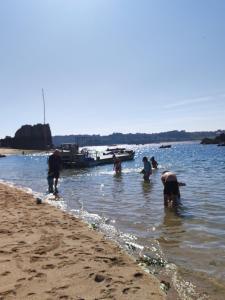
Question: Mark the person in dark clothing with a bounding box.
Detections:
[141,157,152,182]
[161,171,185,206]
[113,155,122,174]
[47,150,62,194]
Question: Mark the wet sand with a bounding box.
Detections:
[0,183,165,300]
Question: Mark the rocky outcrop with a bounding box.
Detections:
[0,124,52,150]
[201,133,225,145]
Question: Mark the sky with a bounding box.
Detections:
[0,0,225,138]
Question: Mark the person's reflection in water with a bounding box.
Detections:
[158,206,185,248]
[142,181,152,200]
[112,172,124,200]
[163,206,183,227]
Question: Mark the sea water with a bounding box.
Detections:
[0,142,225,299]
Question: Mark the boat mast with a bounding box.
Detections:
[42,88,46,124]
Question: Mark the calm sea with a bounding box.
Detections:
[0,142,225,299]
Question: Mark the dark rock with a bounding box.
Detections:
[94,274,105,282]
[134,272,143,278]
[201,133,225,145]
[36,198,42,204]
[138,255,166,267]
[160,280,171,292]
[0,124,52,150]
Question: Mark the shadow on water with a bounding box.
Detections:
[157,206,186,249]
[163,206,184,227]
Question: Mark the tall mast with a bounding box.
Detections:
[42,88,46,124]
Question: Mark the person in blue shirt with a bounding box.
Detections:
[141,157,152,181]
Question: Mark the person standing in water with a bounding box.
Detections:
[113,155,122,174]
[161,171,185,206]
[141,157,152,182]
[150,156,158,169]
[47,149,62,194]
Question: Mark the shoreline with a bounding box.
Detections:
[0,148,49,155]
[0,182,166,299]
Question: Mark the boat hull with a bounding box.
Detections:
[62,152,135,168]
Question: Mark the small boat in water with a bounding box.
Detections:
[104,147,134,155]
[59,144,135,168]
[159,144,172,149]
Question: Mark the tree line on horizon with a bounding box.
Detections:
[53,130,224,147]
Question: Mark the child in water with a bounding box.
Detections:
[113,155,122,174]
[150,156,158,169]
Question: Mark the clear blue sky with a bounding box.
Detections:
[0,0,225,138]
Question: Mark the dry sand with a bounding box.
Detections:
[0,183,165,300]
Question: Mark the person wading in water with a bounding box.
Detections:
[161,171,185,207]
[47,149,62,194]
[141,157,152,182]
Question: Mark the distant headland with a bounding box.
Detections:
[0,124,52,150]
[201,133,225,145]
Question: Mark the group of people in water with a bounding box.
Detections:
[113,155,185,207]
[48,150,184,207]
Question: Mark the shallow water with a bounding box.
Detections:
[0,142,225,299]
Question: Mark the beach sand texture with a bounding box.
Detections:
[0,183,165,300]
[0,148,47,155]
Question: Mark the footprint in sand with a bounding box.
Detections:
[133,272,143,278]
[27,292,36,297]
[95,247,104,252]
[28,272,46,281]
[30,255,46,263]
[122,286,141,294]
[34,272,47,279]
[1,271,10,276]
[17,277,26,282]
[42,264,55,270]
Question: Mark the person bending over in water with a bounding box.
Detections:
[150,156,158,169]
[48,149,62,194]
[141,157,152,182]
[113,155,122,174]
[161,171,185,207]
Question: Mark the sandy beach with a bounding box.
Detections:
[0,183,165,300]
[0,148,48,156]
